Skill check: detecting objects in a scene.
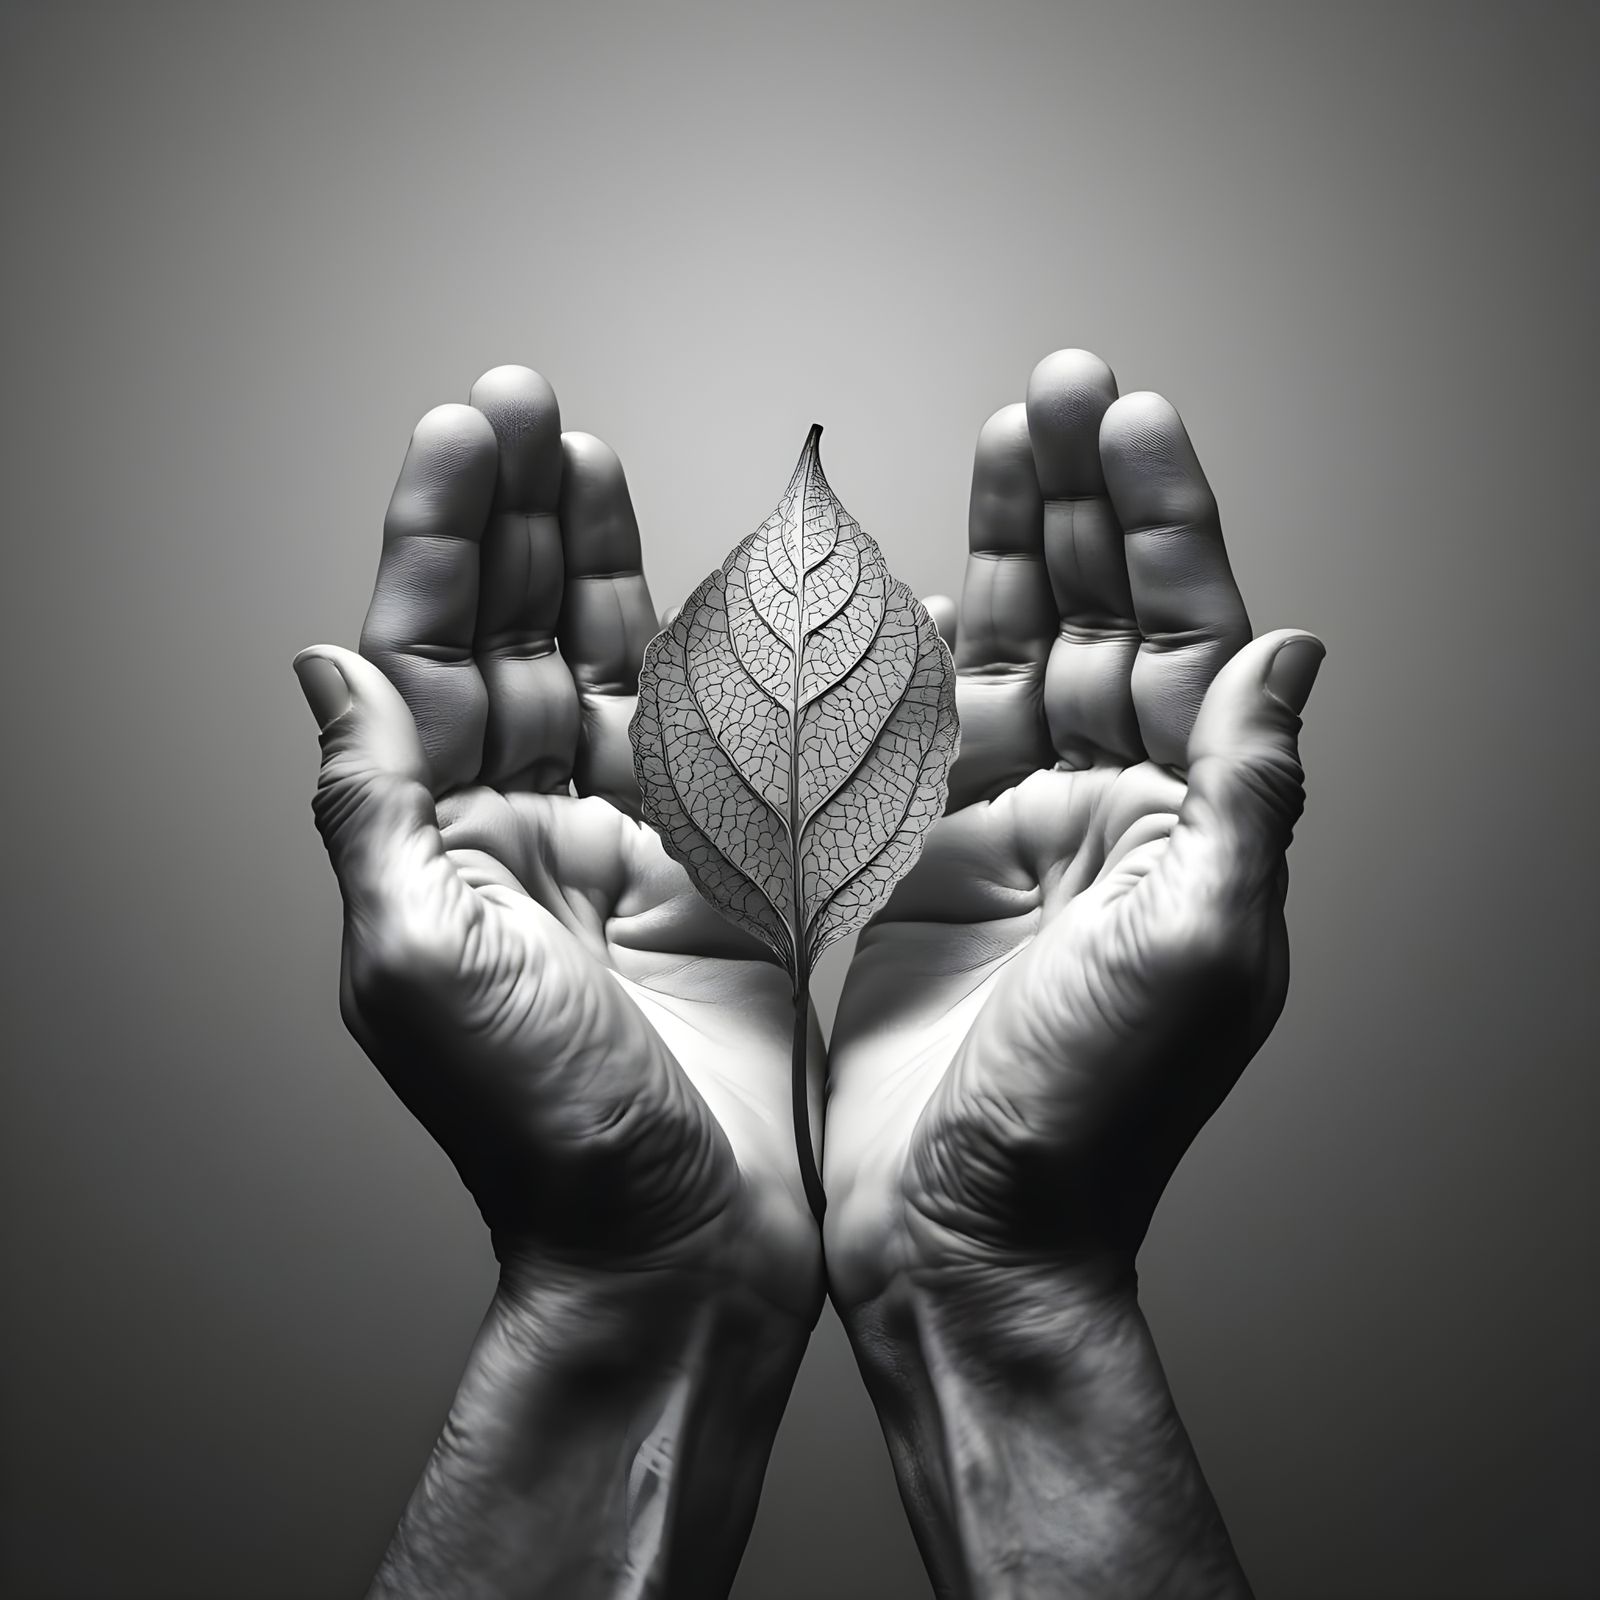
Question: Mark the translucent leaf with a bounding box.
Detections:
[630,426,959,986]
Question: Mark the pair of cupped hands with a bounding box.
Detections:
[296,349,1322,1600]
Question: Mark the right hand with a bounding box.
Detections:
[826,348,1322,1304]
[296,366,823,1317]
[819,349,1316,1597]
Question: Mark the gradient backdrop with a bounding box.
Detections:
[4,3,1596,1597]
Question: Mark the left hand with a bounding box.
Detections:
[298,366,823,1306]
[297,366,827,1600]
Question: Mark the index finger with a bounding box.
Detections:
[557,432,660,809]
[359,404,498,794]
[1100,392,1251,769]
[948,404,1058,807]
[470,365,580,793]
[1026,349,1144,767]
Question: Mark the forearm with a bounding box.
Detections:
[840,1260,1250,1600]
[370,1251,810,1600]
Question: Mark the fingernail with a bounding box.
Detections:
[293,652,350,730]
[1265,637,1325,714]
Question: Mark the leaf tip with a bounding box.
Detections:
[799,423,824,470]
[786,423,826,491]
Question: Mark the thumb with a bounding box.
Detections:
[1174,629,1324,903]
[293,645,443,931]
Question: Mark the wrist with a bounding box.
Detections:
[838,1252,1250,1600]
[371,1248,813,1600]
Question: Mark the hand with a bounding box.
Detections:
[296,367,822,1599]
[824,349,1322,1598]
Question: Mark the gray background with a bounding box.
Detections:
[3,2,1595,1596]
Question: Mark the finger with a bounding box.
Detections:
[1026,349,1144,767]
[557,431,660,810]
[469,366,582,792]
[295,649,673,1166]
[359,404,498,794]
[1100,393,1252,769]
[922,593,956,649]
[1164,631,1324,912]
[293,645,478,957]
[956,405,1054,665]
[949,404,1057,807]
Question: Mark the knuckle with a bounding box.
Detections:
[309,762,367,847]
[1244,743,1307,823]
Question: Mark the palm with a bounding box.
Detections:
[826,351,1318,1304]
[304,367,820,1315]
[438,785,814,1266]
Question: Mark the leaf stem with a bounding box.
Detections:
[792,977,826,1225]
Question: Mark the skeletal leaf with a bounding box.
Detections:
[630,426,959,986]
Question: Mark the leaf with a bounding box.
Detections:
[630,426,959,987]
